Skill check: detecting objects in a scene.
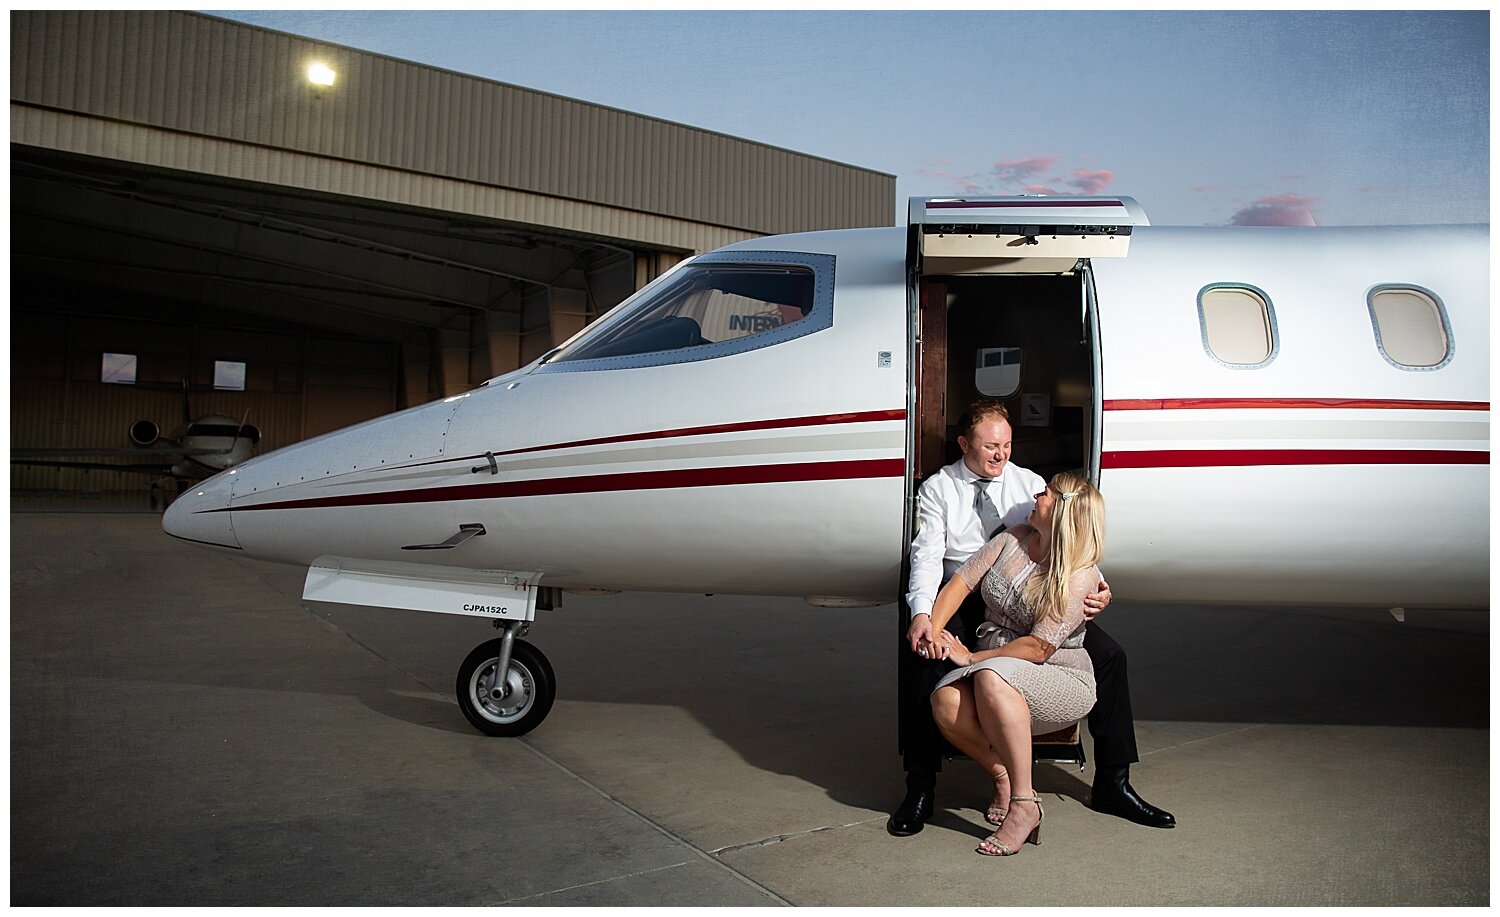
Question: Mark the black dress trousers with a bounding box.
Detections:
[1081,620,1139,768]
[896,590,988,777]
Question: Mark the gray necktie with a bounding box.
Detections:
[973,479,1004,539]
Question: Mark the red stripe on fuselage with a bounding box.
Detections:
[924,200,1125,209]
[214,459,907,514]
[1103,398,1489,412]
[1101,449,1489,469]
[405,408,909,470]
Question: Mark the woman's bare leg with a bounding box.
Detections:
[971,670,1043,854]
[931,683,1011,820]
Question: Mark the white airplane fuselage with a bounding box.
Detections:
[165,206,1488,612]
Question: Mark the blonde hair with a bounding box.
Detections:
[1023,470,1106,622]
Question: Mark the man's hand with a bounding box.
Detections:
[907,613,946,660]
[906,618,930,654]
[1083,578,1112,622]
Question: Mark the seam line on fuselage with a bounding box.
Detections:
[388,408,908,472]
[164,531,242,550]
[332,429,905,489]
[209,458,907,513]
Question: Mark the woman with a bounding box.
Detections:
[928,469,1104,856]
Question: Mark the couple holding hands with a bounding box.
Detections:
[892,401,1175,856]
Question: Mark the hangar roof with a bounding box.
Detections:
[11,10,894,248]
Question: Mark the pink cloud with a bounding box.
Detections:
[921,154,1115,198]
[1066,168,1115,195]
[991,155,1057,185]
[1229,193,1318,227]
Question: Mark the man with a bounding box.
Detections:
[888,400,1175,835]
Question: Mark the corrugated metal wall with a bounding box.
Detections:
[10,106,762,256]
[10,309,397,492]
[11,10,894,238]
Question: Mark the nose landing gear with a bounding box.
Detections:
[456,621,556,736]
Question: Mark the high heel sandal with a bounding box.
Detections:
[984,768,1011,826]
[977,794,1044,856]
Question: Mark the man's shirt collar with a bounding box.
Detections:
[951,459,1003,486]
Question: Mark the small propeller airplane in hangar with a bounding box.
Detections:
[163,196,1489,737]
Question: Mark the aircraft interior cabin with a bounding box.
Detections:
[917,268,1094,484]
[908,199,1140,487]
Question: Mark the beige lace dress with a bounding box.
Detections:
[933,529,1098,733]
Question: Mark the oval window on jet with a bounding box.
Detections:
[1197,284,1277,368]
[1368,285,1452,370]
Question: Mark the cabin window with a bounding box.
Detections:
[1368,286,1452,370]
[974,346,1022,397]
[1197,284,1277,368]
[101,352,137,385]
[540,251,835,372]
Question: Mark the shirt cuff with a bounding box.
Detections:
[908,598,933,620]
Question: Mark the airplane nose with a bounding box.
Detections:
[163,472,240,550]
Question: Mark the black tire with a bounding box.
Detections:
[455,637,556,737]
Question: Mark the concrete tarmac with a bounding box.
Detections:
[10,512,1490,906]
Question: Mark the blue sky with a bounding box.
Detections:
[211,10,1489,228]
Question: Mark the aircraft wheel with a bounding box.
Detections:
[456,638,556,736]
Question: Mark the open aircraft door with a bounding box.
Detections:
[907,196,1149,484]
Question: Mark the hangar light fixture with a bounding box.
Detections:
[307,62,337,87]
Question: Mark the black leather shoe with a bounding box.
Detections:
[886,785,935,836]
[1090,766,1175,828]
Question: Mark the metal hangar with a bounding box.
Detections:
[10,10,893,492]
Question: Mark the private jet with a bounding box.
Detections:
[163,196,1488,737]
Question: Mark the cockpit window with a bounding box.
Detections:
[559,267,811,361]
[540,251,835,372]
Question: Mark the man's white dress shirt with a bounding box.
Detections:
[906,457,1045,620]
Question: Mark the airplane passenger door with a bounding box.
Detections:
[908,196,1150,267]
[916,277,947,479]
[908,196,1148,484]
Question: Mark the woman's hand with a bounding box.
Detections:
[939,631,973,667]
